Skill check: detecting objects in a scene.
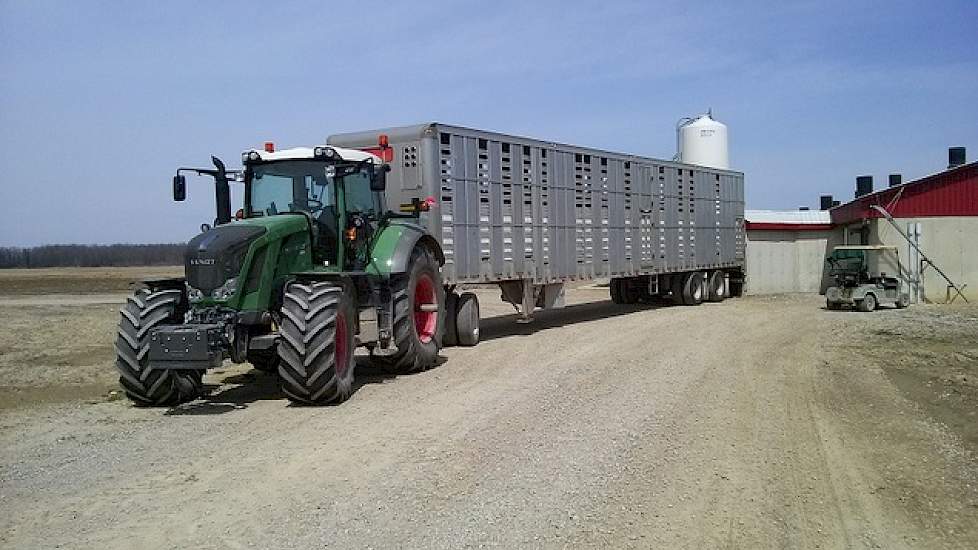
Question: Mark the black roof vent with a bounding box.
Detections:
[889,174,902,187]
[799,206,810,211]
[855,175,873,198]
[832,200,841,207]
[949,147,966,169]
[820,195,833,210]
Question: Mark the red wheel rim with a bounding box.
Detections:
[335,311,349,376]
[413,274,437,344]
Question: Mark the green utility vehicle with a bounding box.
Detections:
[115,141,447,406]
[824,245,910,312]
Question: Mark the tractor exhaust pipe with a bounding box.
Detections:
[211,156,232,225]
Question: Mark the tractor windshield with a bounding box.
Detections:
[247,161,336,217]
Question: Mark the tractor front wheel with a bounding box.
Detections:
[277,281,356,404]
[114,288,204,406]
[371,247,444,373]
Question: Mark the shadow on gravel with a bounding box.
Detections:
[164,356,446,414]
[478,299,669,342]
[165,370,284,415]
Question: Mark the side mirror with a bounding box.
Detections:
[173,174,187,201]
[370,164,390,192]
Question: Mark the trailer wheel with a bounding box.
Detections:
[277,281,356,405]
[443,292,459,347]
[455,292,481,346]
[728,272,745,297]
[681,272,704,306]
[706,271,726,302]
[610,278,625,304]
[371,247,444,373]
[858,293,877,312]
[114,288,204,406]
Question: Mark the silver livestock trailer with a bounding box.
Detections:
[330,123,744,334]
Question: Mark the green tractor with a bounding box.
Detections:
[115,142,445,406]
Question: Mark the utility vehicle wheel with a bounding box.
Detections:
[443,292,460,347]
[896,295,910,309]
[371,247,444,373]
[247,349,280,373]
[681,272,705,306]
[858,293,877,312]
[706,271,726,302]
[455,292,481,346]
[115,288,204,406]
[277,281,356,405]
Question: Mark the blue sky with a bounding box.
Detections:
[1,0,976,246]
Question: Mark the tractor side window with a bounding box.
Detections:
[251,173,294,216]
[343,171,380,215]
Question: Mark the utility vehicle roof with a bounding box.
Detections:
[832,245,899,251]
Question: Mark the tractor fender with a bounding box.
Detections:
[370,222,444,276]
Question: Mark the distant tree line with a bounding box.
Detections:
[0,244,186,268]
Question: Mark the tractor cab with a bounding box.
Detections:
[240,144,389,271]
[824,245,910,312]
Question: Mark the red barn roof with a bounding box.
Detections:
[830,161,978,225]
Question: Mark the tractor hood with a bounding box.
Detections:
[184,215,309,293]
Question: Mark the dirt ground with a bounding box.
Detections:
[1,269,976,549]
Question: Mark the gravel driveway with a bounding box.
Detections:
[1,289,976,549]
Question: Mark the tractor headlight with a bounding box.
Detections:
[211,277,238,301]
[186,285,204,303]
[242,151,261,163]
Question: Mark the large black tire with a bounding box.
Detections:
[114,288,204,406]
[681,272,705,306]
[611,277,641,304]
[455,292,480,346]
[610,278,625,304]
[277,281,356,404]
[706,271,726,302]
[247,349,280,373]
[443,292,459,347]
[371,247,444,373]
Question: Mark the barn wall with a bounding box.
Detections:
[871,216,978,302]
[745,230,841,294]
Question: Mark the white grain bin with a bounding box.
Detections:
[676,111,729,169]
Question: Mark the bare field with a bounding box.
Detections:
[0,266,181,295]
[1,271,977,549]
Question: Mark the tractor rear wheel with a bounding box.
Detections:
[114,288,204,406]
[371,247,444,373]
[277,281,356,405]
